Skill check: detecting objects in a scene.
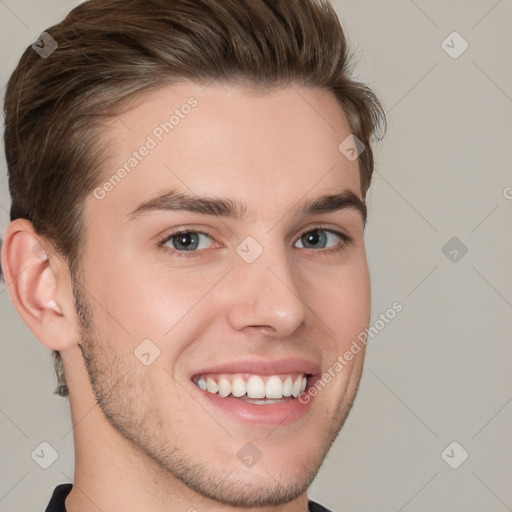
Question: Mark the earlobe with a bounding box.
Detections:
[0,219,79,351]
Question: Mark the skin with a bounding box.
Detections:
[2,82,371,511]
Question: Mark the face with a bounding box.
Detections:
[72,82,370,506]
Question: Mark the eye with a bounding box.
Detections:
[159,230,214,256]
[158,226,352,259]
[294,228,350,251]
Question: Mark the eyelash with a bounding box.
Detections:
[157,225,353,259]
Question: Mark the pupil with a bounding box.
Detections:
[176,233,197,250]
[305,230,325,248]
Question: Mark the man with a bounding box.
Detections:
[1,0,385,510]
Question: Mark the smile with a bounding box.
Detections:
[188,359,320,425]
[192,373,309,401]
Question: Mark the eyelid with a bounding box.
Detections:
[300,224,352,243]
[157,228,218,252]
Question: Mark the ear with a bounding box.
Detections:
[0,219,80,351]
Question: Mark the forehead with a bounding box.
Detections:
[86,81,362,225]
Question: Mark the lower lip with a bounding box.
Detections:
[193,384,314,426]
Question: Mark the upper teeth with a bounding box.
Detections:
[194,373,308,399]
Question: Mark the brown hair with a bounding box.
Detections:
[2,0,386,398]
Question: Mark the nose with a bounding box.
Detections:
[225,243,308,337]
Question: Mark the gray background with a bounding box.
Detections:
[0,1,511,511]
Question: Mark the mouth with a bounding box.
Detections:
[188,359,320,426]
[192,372,310,404]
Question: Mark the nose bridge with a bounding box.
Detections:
[225,236,308,335]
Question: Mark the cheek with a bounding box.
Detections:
[87,257,227,348]
[308,258,371,348]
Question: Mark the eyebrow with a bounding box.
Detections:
[128,188,367,226]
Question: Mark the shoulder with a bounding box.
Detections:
[45,483,72,512]
[308,499,333,512]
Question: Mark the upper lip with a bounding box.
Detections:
[189,358,321,379]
